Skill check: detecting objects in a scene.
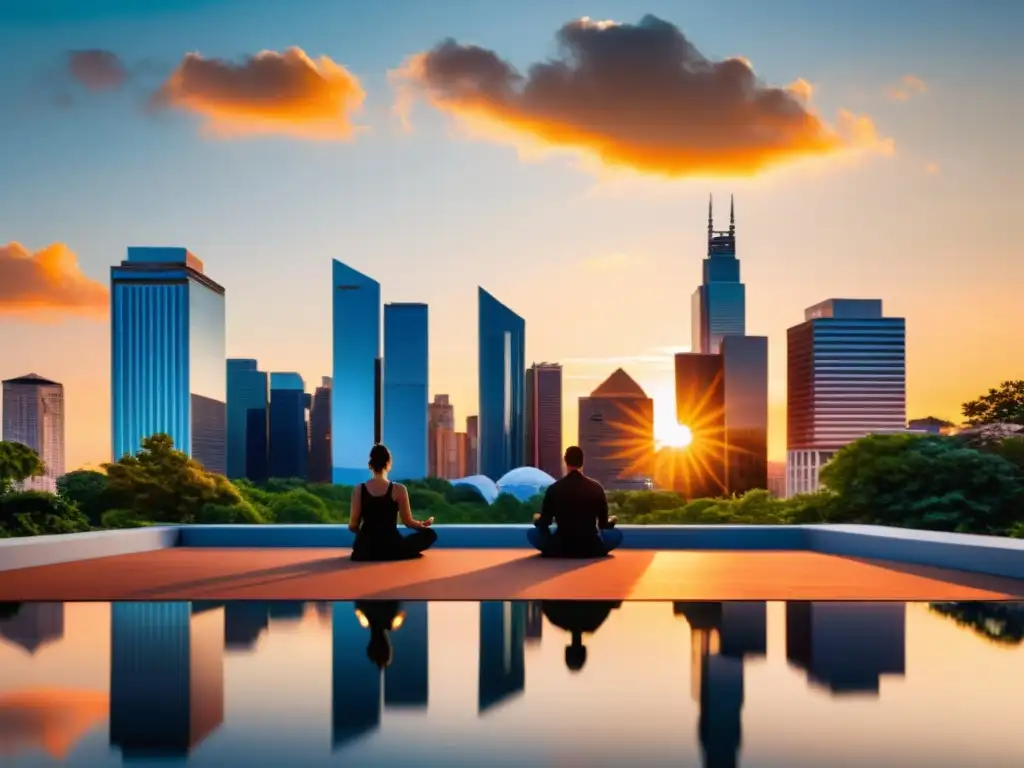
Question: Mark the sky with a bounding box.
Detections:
[0,0,1022,471]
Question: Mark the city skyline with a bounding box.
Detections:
[1,1,1020,471]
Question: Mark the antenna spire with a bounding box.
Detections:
[729,194,735,235]
[707,193,714,242]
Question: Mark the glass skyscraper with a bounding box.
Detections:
[720,335,769,495]
[268,372,307,480]
[111,247,226,474]
[524,363,563,477]
[478,287,525,481]
[226,359,268,480]
[332,260,381,485]
[383,303,428,480]
[786,299,906,496]
[691,196,746,355]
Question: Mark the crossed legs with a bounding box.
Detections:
[527,526,623,557]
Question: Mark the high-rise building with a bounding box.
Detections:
[225,359,268,481]
[109,602,225,758]
[383,303,429,480]
[465,415,479,476]
[786,299,906,496]
[478,601,525,713]
[673,354,726,498]
[374,357,383,444]
[1,374,65,492]
[478,288,525,481]
[525,363,563,477]
[111,247,226,474]
[428,395,454,477]
[721,335,769,495]
[578,369,654,490]
[308,377,333,483]
[332,260,381,485]
[691,195,745,355]
[268,372,307,480]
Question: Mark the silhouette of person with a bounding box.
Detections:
[349,444,438,561]
[541,600,621,672]
[528,446,623,557]
[355,600,406,669]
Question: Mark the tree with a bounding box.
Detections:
[57,470,111,526]
[103,433,245,524]
[0,441,46,495]
[0,491,91,536]
[820,433,1024,534]
[962,380,1024,426]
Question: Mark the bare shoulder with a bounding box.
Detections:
[350,483,362,499]
[392,482,408,497]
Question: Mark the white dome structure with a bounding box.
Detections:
[496,466,557,502]
[451,475,499,504]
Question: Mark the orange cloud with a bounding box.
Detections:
[151,47,366,140]
[0,242,108,319]
[67,49,127,91]
[391,14,892,177]
[885,74,928,102]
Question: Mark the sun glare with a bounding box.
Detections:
[658,422,694,449]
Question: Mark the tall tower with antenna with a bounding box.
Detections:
[690,194,745,354]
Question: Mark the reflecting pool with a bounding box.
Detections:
[1,600,1022,766]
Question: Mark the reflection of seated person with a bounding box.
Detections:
[541,600,621,672]
[355,600,406,669]
[349,444,438,562]
[528,446,623,558]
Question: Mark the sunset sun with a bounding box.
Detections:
[657,421,694,449]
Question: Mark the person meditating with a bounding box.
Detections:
[354,600,405,668]
[528,445,623,558]
[541,600,621,672]
[349,444,437,561]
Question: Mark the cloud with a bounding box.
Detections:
[67,49,128,91]
[0,243,108,319]
[925,161,940,175]
[885,74,928,102]
[150,47,366,140]
[391,14,892,177]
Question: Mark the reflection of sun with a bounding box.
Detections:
[657,422,693,449]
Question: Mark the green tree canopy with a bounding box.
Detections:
[820,433,1024,533]
[0,490,91,536]
[962,380,1024,426]
[57,469,110,526]
[103,433,244,524]
[0,441,46,494]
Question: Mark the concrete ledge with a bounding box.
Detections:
[805,525,1024,580]
[0,527,179,572]
[176,524,809,550]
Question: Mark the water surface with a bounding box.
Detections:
[0,600,1022,767]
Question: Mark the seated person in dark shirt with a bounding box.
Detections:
[527,445,623,558]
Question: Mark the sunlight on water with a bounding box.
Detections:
[0,600,1022,767]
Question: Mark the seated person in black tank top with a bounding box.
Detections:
[348,444,437,561]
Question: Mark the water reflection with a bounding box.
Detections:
[0,600,1021,766]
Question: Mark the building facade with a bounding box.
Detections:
[578,368,654,490]
[268,372,307,480]
[111,247,226,473]
[331,260,381,485]
[308,377,332,483]
[465,415,479,476]
[721,335,769,495]
[226,359,268,480]
[478,288,525,481]
[383,303,429,480]
[786,299,906,496]
[428,395,454,477]
[524,363,563,477]
[691,196,746,355]
[673,353,726,498]
[1,374,65,492]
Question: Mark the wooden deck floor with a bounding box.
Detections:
[1,548,1022,601]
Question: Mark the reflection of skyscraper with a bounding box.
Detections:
[111,247,226,473]
[332,260,381,485]
[525,363,563,477]
[385,602,428,709]
[786,601,906,694]
[674,602,766,768]
[331,601,381,748]
[691,195,745,355]
[478,601,526,714]
[0,602,64,654]
[268,373,308,480]
[383,303,429,481]
[2,374,65,492]
[525,602,543,643]
[109,602,225,758]
[478,288,525,481]
[578,369,654,490]
[223,602,270,650]
[225,359,268,480]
